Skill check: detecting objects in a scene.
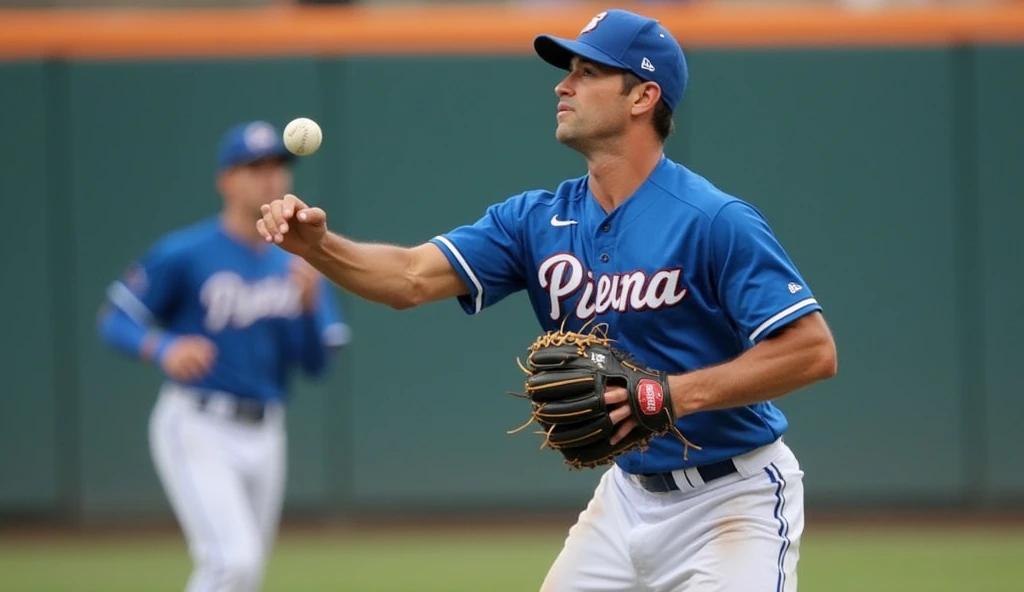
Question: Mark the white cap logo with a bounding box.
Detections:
[244,121,277,152]
[580,11,607,35]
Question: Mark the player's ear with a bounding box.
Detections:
[630,82,661,117]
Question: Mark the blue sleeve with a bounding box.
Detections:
[428,193,529,315]
[105,239,184,326]
[710,201,821,343]
[96,304,176,364]
[289,279,349,377]
[97,238,185,362]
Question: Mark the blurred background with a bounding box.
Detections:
[1,0,1023,591]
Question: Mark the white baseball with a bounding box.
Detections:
[283,117,322,156]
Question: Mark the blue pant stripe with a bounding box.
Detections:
[764,463,791,592]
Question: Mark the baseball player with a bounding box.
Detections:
[96,121,349,592]
[257,9,836,591]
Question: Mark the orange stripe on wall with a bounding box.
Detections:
[1,4,1023,60]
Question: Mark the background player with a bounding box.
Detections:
[96,120,349,592]
[256,9,836,592]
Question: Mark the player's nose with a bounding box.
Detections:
[555,76,574,97]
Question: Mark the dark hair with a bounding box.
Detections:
[621,72,674,141]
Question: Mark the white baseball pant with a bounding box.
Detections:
[542,438,804,592]
[149,383,287,592]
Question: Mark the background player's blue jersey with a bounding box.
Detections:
[430,156,821,474]
[98,216,349,403]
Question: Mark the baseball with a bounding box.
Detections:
[283,117,322,156]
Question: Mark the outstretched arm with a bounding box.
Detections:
[258,194,468,310]
[309,235,467,310]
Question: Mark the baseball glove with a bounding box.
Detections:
[508,324,700,469]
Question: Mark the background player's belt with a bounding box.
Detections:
[635,459,738,493]
[193,390,268,425]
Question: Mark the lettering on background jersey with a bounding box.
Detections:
[538,253,688,320]
[201,272,302,331]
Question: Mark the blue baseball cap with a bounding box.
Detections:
[216,120,295,171]
[534,9,688,112]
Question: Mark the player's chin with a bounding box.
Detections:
[555,123,577,143]
[555,126,588,150]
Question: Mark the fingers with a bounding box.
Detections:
[604,386,628,406]
[258,194,300,243]
[606,386,636,445]
[296,206,326,227]
[178,356,206,382]
[282,193,307,218]
[610,419,638,446]
[258,195,325,244]
[168,355,205,383]
[186,341,216,379]
[608,403,632,425]
[260,205,281,243]
[168,338,217,382]
[273,199,292,235]
[260,203,289,244]
[194,338,218,366]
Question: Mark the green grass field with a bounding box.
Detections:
[2,525,1023,591]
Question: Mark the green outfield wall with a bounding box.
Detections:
[1,46,1020,523]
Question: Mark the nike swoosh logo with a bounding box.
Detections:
[550,215,578,227]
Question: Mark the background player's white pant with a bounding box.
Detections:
[149,383,287,592]
[542,438,804,592]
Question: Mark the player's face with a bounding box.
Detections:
[223,158,293,216]
[554,57,632,149]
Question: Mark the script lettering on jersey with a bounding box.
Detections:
[201,271,302,331]
[538,253,688,321]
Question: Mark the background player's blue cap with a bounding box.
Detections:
[216,120,295,171]
[534,9,688,112]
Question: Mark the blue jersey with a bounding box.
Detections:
[431,156,821,474]
[98,217,348,403]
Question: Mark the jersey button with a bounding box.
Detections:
[600,253,610,263]
[601,224,611,232]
